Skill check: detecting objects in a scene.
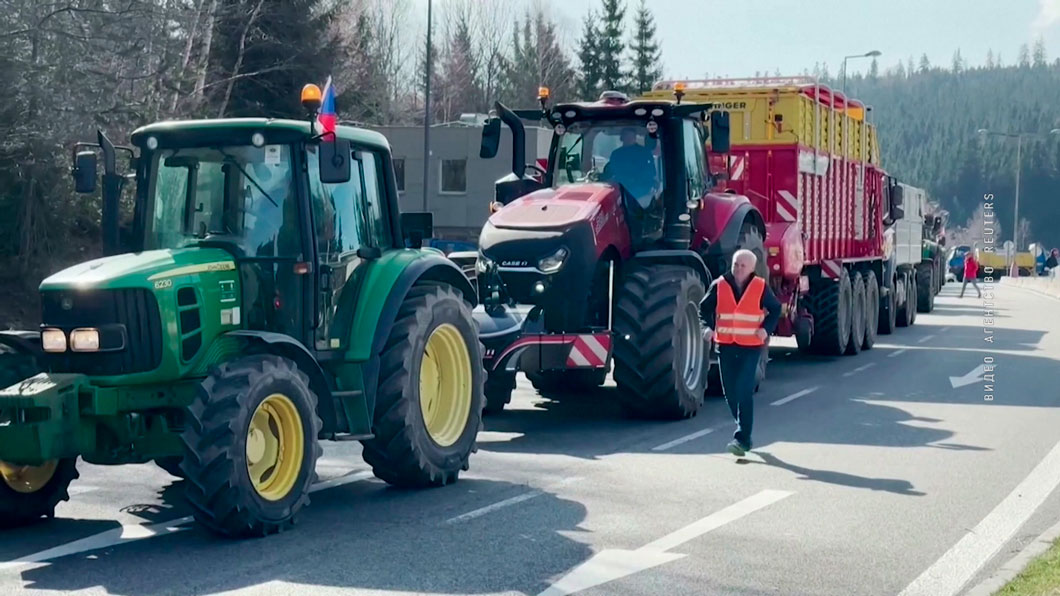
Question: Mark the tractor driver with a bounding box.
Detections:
[601,127,658,208]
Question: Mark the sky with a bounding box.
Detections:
[412,0,1060,83]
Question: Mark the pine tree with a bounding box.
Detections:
[918,53,931,73]
[575,10,601,99]
[868,57,879,80]
[1019,43,1030,67]
[1033,36,1047,67]
[596,0,626,92]
[952,49,963,73]
[629,0,661,94]
[986,49,995,69]
[906,56,915,77]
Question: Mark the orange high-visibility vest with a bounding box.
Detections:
[715,276,766,346]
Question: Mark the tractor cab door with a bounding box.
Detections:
[306,145,393,352]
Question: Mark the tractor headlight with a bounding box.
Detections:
[538,247,568,273]
[69,328,101,352]
[41,328,67,353]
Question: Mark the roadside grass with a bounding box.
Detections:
[997,537,1060,595]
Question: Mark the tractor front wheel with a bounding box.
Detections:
[181,355,322,538]
[0,458,78,528]
[361,283,485,488]
[613,265,706,419]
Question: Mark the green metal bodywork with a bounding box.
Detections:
[0,119,463,467]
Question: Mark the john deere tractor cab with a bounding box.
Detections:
[472,87,755,418]
[0,84,485,536]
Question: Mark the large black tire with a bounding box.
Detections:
[361,283,485,488]
[896,273,912,328]
[612,265,706,420]
[182,355,321,538]
[863,271,879,350]
[908,275,918,325]
[810,268,852,355]
[0,458,79,528]
[738,222,769,279]
[483,372,515,415]
[916,263,934,313]
[845,272,865,356]
[155,457,185,479]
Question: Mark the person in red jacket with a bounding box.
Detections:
[960,251,982,298]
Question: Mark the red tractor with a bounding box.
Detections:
[473,88,768,418]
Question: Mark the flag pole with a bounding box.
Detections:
[422,0,433,213]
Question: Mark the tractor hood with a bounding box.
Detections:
[488,183,618,230]
[40,248,236,291]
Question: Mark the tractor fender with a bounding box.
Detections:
[223,330,338,434]
[629,250,711,287]
[697,197,765,277]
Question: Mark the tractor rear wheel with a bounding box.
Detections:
[613,265,706,419]
[916,263,935,313]
[181,355,322,538]
[810,268,852,355]
[154,457,185,479]
[361,283,485,488]
[844,272,865,356]
[863,271,879,350]
[0,458,78,528]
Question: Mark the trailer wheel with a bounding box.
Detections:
[916,263,934,313]
[845,272,865,356]
[613,265,706,419]
[878,279,897,335]
[810,269,852,356]
[0,458,79,528]
[361,283,485,488]
[863,271,879,349]
[909,275,918,325]
[483,372,515,415]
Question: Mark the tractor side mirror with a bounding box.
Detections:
[318,139,352,184]
[401,212,433,249]
[480,118,501,159]
[710,111,731,154]
[932,217,942,234]
[73,151,98,194]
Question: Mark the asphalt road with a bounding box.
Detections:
[2,280,1060,596]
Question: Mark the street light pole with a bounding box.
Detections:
[422,0,433,213]
[1014,133,1022,251]
[841,50,881,98]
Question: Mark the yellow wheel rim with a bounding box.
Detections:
[419,323,473,447]
[0,460,58,494]
[246,393,304,502]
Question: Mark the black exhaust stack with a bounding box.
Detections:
[98,130,125,257]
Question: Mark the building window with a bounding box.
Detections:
[393,158,405,192]
[440,159,467,194]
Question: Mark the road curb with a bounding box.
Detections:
[1001,277,1060,301]
[963,517,1060,596]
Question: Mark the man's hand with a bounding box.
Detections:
[703,327,715,343]
[755,328,768,342]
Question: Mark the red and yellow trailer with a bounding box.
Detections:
[643,77,896,356]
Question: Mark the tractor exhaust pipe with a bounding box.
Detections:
[98,130,123,257]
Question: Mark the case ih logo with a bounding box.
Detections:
[500,260,529,267]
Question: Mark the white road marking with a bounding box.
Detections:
[771,387,818,406]
[67,485,99,496]
[652,428,714,451]
[889,348,909,358]
[949,365,986,389]
[843,363,876,377]
[898,439,1060,596]
[445,477,582,525]
[0,470,375,571]
[538,490,794,596]
[918,334,936,344]
[941,327,952,332]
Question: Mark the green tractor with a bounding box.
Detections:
[0,85,485,537]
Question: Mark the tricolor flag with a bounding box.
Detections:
[317,76,337,140]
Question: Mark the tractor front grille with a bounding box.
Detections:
[41,288,164,376]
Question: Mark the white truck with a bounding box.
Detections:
[880,179,936,332]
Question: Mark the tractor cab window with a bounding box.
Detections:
[553,119,663,209]
[682,119,708,198]
[306,145,366,262]
[145,144,300,258]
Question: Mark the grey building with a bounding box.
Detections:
[368,117,552,245]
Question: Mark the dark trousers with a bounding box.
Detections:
[719,344,760,448]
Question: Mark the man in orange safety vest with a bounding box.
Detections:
[700,249,782,456]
